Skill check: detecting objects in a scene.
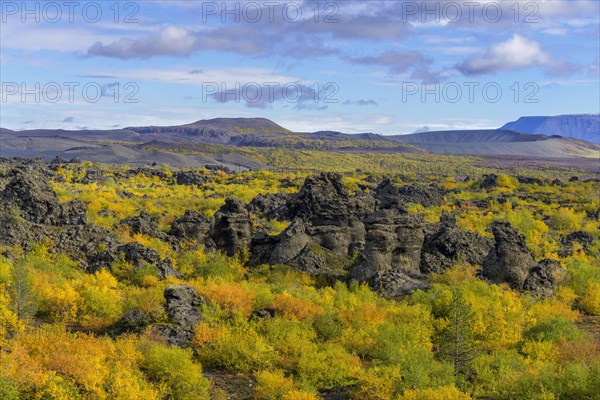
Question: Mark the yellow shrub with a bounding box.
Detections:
[521,340,557,363]
[254,369,296,400]
[399,386,472,400]
[269,292,324,321]
[282,391,319,400]
[353,366,402,400]
[36,280,81,322]
[196,281,256,318]
[580,283,600,315]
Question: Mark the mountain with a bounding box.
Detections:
[389,129,599,158]
[125,117,292,144]
[501,114,600,144]
[2,118,599,167]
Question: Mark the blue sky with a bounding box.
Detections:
[1,0,599,134]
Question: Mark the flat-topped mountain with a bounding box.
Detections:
[388,129,599,158]
[501,114,599,144]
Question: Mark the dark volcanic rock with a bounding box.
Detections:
[562,231,595,249]
[285,173,373,257]
[288,172,353,225]
[118,211,158,236]
[161,285,205,346]
[1,172,64,225]
[482,220,537,289]
[251,219,350,279]
[156,258,183,279]
[517,176,544,185]
[374,179,447,209]
[79,167,107,184]
[1,170,88,226]
[248,193,290,220]
[118,211,178,248]
[211,197,252,257]
[420,214,493,274]
[170,210,213,244]
[523,259,564,298]
[351,208,425,283]
[370,270,428,298]
[175,170,206,186]
[111,310,155,335]
[480,174,498,189]
[118,242,161,268]
[60,199,88,225]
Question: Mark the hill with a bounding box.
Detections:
[388,129,600,158]
[501,114,600,144]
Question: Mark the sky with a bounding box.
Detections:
[1,0,599,134]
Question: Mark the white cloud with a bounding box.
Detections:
[457,34,550,75]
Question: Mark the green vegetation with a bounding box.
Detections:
[1,162,598,399]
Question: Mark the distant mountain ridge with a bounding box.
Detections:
[501,114,599,144]
[2,116,599,165]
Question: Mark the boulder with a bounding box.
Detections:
[482,220,537,289]
[247,193,290,220]
[351,208,425,283]
[287,172,353,226]
[0,172,64,225]
[117,211,158,236]
[175,171,206,186]
[170,210,213,243]
[374,179,447,209]
[156,258,183,280]
[523,259,565,298]
[370,270,428,299]
[161,285,205,346]
[211,197,252,257]
[420,213,493,274]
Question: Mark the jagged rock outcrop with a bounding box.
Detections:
[523,259,565,298]
[87,241,183,279]
[61,199,88,225]
[0,171,87,226]
[251,219,345,277]
[156,258,183,280]
[118,211,159,236]
[479,174,498,189]
[288,172,354,225]
[175,170,206,186]
[482,220,562,296]
[118,242,161,268]
[351,208,425,283]
[517,176,544,185]
[160,285,205,346]
[482,220,536,289]
[560,231,595,256]
[247,193,289,220]
[117,211,177,247]
[169,210,213,245]
[420,213,493,274]
[211,197,252,257]
[374,179,447,209]
[286,173,374,256]
[370,270,428,298]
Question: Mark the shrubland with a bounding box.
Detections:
[0,160,598,399]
